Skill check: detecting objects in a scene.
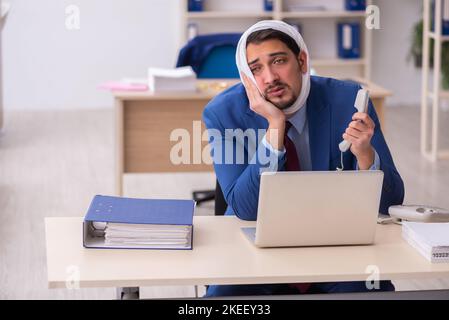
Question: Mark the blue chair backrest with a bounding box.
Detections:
[176,33,241,79]
[197,45,239,79]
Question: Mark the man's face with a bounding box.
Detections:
[246,39,307,110]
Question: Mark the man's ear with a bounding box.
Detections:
[297,51,308,73]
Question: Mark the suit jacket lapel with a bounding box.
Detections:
[307,80,331,171]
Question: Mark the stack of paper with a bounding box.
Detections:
[402,222,449,263]
[148,66,197,92]
[104,223,191,249]
[83,195,195,250]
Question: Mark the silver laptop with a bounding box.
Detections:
[242,170,384,247]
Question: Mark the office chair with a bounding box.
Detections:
[176,33,241,79]
[192,180,226,215]
[176,33,241,214]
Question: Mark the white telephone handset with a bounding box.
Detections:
[339,89,370,153]
[388,205,449,223]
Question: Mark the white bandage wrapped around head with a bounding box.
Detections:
[236,20,311,115]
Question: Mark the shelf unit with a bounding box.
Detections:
[186,12,274,19]
[180,0,373,79]
[420,0,449,161]
[429,31,449,40]
[279,10,367,19]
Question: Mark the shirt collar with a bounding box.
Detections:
[287,102,307,134]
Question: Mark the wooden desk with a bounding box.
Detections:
[113,79,391,196]
[45,216,449,289]
[114,80,237,196]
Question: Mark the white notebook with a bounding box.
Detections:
[402,222,449,263]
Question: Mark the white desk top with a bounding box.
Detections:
[45,216,449,289]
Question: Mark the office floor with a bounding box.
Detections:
[0,106,448,299]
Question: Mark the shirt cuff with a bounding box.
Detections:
[261,134,286,157]
[356,149,380,170]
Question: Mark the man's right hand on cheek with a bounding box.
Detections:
[242,73,286,123]
[242,74,286,151]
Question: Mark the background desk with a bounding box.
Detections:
[113,80,237,196]
[45,216,449,290]
[113,79,391,196]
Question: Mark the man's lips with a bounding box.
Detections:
[267,86,285,97]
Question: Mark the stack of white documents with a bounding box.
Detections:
[104,223,192,249]
[148,66,197,92]
[402,221,449,263]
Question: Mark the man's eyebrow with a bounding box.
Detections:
[269,51,288,57]
[248,51,288,65]
[248,58,259,66]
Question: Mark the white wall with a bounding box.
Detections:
[1,0,423,110]
[371,0,422,107]
[2,0,181,110]
[0,0,4,127]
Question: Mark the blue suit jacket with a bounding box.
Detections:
[203,76,405,220]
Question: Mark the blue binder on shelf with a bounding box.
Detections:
[83,195,195,250]
[264,0,274,11]
[432,0,449,35]
[188,0,203,12]
[337,22,361,59]
[345,0,366,11]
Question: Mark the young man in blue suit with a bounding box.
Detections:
[202,21,404,297]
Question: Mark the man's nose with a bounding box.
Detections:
[263,66,279,85]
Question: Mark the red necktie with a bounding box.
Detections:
[284,121,300,171]
[285,121,311,294]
